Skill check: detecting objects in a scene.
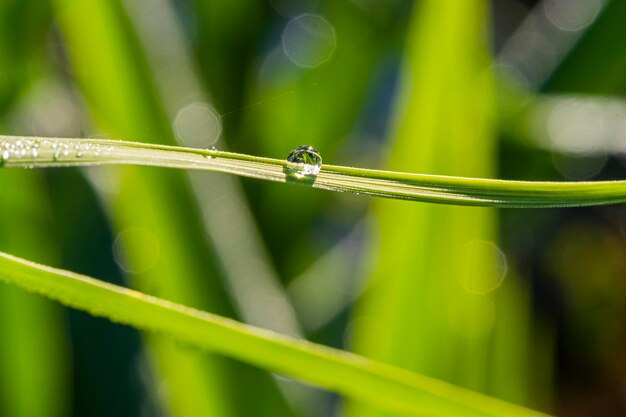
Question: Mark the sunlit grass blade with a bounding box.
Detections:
[0,172,69,417]
[49,0,295,415]
[0,2,68,415]
[2,135,626,208]
[346,3,535,417]
[287,223,367,333]
[490,272,532,405]
[125,0,301,337]
[0,251,551,417]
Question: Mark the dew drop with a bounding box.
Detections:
[205,146,217,160]
[286,145,322,178]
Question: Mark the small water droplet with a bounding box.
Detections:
[205,146,217,160]
[286,145,322,178]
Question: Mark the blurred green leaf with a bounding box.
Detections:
[0,0,51,112]
[0,3,68,416]
[546,0,626,94]
[0,171,69,417]
[49,0,294,416]
[347,1,534,416]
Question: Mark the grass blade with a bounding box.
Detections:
[0,172,69,417]
[0,3,68,415]
[1,135,626,208]
[49,0,296,415]
[48,3,236,410]
[125,0,301,337]
[345,4,512,417]
[0,251,551,417]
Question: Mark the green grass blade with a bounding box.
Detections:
[50,0,297,415]
[0,251,551,417]
[48,0,295,415]
[0,3,68,415]
[490,272,532,405]
[125,0,301,337]
[545,0,626,94]
[346,2,533,417]
[1,135,626,208]
[0,172,69,417]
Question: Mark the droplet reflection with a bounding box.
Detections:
[286,145,322,178]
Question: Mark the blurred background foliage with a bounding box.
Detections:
[1,0,626,416]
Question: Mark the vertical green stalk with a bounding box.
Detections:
[347,1,531,415]
[0,171,70,417]
[50,0,294,416]
[0,2,69,416]
[490,273,531,405]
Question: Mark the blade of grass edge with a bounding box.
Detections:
[0,251,551,417]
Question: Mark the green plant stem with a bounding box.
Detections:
[2,135,626,208]
[0,251,549,417]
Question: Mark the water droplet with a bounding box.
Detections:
[204,146,217,160]
[286,145,322,178]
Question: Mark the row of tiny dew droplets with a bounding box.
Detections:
[0,138,114,165]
